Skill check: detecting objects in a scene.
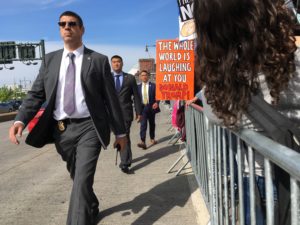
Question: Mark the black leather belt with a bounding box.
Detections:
[60,117,91,124]
[56,117,91,131]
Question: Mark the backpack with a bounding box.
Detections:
[175,105,185,129]
[175,104,186,141]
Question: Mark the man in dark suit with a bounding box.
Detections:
[9,11,126,225]
[137,70,160,149]
[111,55,142,173]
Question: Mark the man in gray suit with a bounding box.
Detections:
[111,55,142,173]
[9,11,126,225]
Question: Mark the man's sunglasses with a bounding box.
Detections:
[58,21,78,28]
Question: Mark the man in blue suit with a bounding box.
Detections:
[137,70,160,149]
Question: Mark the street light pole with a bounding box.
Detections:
[144,44,156,82]
[145,44,156,58]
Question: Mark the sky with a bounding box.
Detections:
[0,0,179,87]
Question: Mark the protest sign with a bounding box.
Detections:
[156,39,194,100]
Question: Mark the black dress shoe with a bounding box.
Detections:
[91,208,99,224]
[121,165,129,173]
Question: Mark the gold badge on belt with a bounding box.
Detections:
[58,121,65,131]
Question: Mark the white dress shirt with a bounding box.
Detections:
[112,71,124,87]
[53,45,90,120]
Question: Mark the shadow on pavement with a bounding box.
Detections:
[156,134,175,144]
[97,174,196,225]
[131,145,180,172]
[145,133,177,149]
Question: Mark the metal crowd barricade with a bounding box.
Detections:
[185,104,300,225]
[185,104,210,206]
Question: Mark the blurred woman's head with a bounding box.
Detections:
[194,0,297,127]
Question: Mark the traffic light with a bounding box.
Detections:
[0,42,16,64]
[18,45,36,60]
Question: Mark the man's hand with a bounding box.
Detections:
[136,115,142,123]
[9,123,25,145]
[186,97,198,107]
[186,99,194,106]
[114,136,127,151]
[152,102,158,109]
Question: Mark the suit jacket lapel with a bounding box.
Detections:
[138,83,142,96]
[81,47,92,83]
[47,50,63,101]
[121,73,128,91]
[149,82,153,102]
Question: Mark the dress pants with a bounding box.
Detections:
[119,120,132,167]
[140,105,156,142]
[53,118,101,225]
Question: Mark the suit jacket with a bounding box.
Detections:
[16,47,126,148]
[115,72,142,122]
[138,82,160,114]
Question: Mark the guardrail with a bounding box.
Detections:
[185,104,300,225]
[0,112,17,122]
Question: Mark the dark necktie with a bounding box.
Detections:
[63,53,76,115]
[115,75,121,93]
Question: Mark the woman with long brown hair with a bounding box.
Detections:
[195,0,297,127]
[193,0,300,224]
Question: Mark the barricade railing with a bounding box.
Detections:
[185,104,300,225]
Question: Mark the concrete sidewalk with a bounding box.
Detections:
[93,105,206,225]
[0,105,208,225]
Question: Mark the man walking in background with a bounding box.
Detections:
[137,70,160,149]
[9,11,126,225]
[111,55,142,173]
